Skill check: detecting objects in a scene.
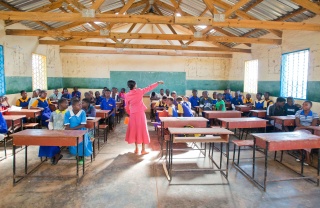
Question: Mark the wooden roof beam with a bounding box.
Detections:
[39,40,251,53]
[202,0,217,15]
[224,0,251,18]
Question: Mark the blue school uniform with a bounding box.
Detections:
[168,105,178,117]
[101,97,116,117]
[223,93,233,102]
[16,97,31,108]
[95,96,103,105]
[254,100,264,110]
[72,91,81,98]
[32,98,52,127]
[64,110,92,157]
[189,96,200,108]
[231,97,243,105]
[61,93,72,99]
[212,99,217,105]
[180,102,194,117]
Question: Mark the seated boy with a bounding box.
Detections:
[253,93,265,110]
[94,91,103,105]
[71,87,81,99]
[189,89,200,110]
[100,89,116,130]
[176,96,193,117]
[48,89,62,100]
[16,90,31,109]
[284,97,300,115]
[212,92,218,105]
[263,92,274,109]
[82,98,96,117]
[231,91,243,106]
[243,93,253,106]
[166,97,178,117]
[267,97,286,130]
[215,93,226,111]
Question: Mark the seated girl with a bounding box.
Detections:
[31,90,52,127]
[64,99,93,164]
[38,98,68,165]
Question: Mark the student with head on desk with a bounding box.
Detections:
[263,92,274,109]
[31,90,52,127]
[64,99,93,164]
[39,98,68,165]
[16,90,31,109]
[176,96,193,117]
[189,89,200,110]
[253,92,265,110]
[82,98,96,117]
[215,93,226,111]
[100,89,116,130]
[48,89,62,101]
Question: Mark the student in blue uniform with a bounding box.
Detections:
[212,92,218,105]
[254,92,264,110]
[82,98,96,117]
[223,88,233,102]
[94,91,103,105]
[16,90,31,109]
[101,89,116,129]
[61,88,72,100]
[31,90,52,127]
[284,97,300,115]
[71,87,81,99]
[64,99,93,164]
[38,98,68,165]
[231,91,243,106]
[189,89,200,110]
[177,96,193,117]
[167,97,178,117]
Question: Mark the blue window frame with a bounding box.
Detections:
[0,45,5,96]
[280,49,309,99]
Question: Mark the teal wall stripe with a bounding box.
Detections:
[5,76,32,94]
[48,77,63,90]
[186,80,227,91]
[62,78,110,89]
[258,81,281,97]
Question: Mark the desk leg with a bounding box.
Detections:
[83,135,85,175]
[169,134,173,181]
[252,138,256,179]
[13,145,16,185]
[11,120,14,133]
[301,150,305,174]
[25,146,28,174]
[264,142,269,191]
[21,118,23,131]
[318,149,320,186]
[76,137,79,180]
[226,141,229,179]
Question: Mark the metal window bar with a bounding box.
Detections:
[244,60,258,94]
[32,54,47,91]
[281,50,309,99]
[0,45,5,96]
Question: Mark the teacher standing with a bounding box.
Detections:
[125,80,164,155]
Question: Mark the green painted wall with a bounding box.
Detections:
[5,76,32,94]
[48,77,63,89]
[62,78,110,89]
[307,81,320,102]
[110,71,186,95]
[186,80,227,91]
[258,81,281,97]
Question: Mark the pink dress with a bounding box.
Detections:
[125,82,158,144]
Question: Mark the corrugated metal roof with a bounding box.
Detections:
[0,0,317,48]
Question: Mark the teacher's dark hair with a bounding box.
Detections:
[127,80,136,90]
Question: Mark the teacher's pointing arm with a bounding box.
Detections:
[142,81,164,94]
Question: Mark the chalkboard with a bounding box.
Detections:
[110,71,186,95]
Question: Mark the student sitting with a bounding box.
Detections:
[212,92,218,105]
[284,97,300,115]
[158,89,165,99]
[215,93,226,111]
[150,91,159,101]
[61,88,72,100]
[223,88,233,102]
[28,90,39,109]
[16,90,31,109]
[31,90,52,127]
[177,96,193,117]
[119,88,126,100]
[0,112,8,142]
[167,97,178,117]
[184,96,192,108]
[295,101,319,129]
[48,89,62,100]
[263,92,274,109]
[254,93,265,110]
[94,91,103,105]
[71,87,81,99]
[100,89,116,130]
[231,91,243,106]
[243,93,253,105]
[0,96,10,110]
[82,98,96,117]
[267,97,286,130]
[189,89,200,110]
[64,99,93,164]
[40,98,68,165]
[84,92,95,105]
[111,87,120,102]
[165,89,170,97]
[154,96,168,122]
[200,91,213,111]
[171,91,178,107]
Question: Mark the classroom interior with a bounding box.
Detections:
[0,0,320,207]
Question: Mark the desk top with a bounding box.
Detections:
[8,109,41,113]
[3,115,26,120]
[96,110,110,113]
[203,111,242,114]
[235,105,251,108]
[168,127,234,135]
[86,117,101,123]
[159,117,208,122]
[270,116,295,120]
[218,117,267,123]
[250,110,266,113]
[252,131,320,143]
[12,129,87,138]
[302,126,320,131]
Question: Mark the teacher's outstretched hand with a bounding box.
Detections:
[157,81,164,85]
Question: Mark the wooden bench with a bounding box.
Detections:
[23,123,39,129]
[98,124,108,149]
[174,135,228,143]
[232,140,254,165]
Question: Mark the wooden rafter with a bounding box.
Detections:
[6,29,282,44]
[39,40,251,53]
[60,49,233,58]
[291,0,320,15]
[155,24,174,45]
[90,0,105,11]
[125,24,146,44]
[202,0,217,15]
[108,0,137,30]
[224,0,251,18]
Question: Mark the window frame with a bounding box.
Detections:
[243,59,258,94]
[31,53,47,91]
[280,49,309,100]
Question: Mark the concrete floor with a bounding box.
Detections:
[0,120,320,208]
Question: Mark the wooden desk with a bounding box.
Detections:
[165,127,234,181]
[96,110,110,119]
[218,117,267,129]
[159,117,208,128]
[251,131,320,191]
[270,115,295,131]
[235,105,252,113]
[7,109,41,118]
[11,129,87,185]
[3,115,26,133]
[94,105,101,109]
[250,110,266,118]
[204,111,242,119]
[300,126,320,136]
[86,117,101,137]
